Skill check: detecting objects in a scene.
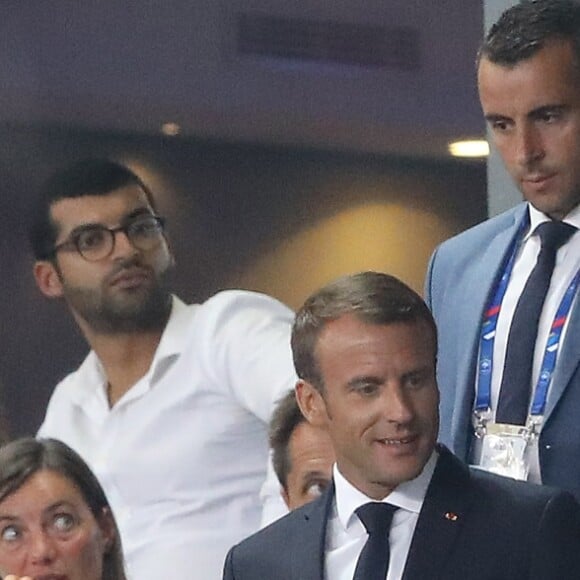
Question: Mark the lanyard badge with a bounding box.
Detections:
[472,216,580,480]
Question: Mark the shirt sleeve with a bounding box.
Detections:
[195,290,297,525]
[197,289,297,421]
[37,375,76,439]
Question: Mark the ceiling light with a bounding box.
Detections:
[448,139,489,158]
[161,122,181,136]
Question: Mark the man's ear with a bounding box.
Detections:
[162,232,177,268]
[295,380,328,428]
[281,485,290,510]
[33,260,64,299]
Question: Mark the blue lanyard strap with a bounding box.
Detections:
[530,270,580,415]
[476,219,527,411]
[476,217,579,417]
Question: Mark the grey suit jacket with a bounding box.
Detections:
[222,446,580,580]
[425,203,580,498]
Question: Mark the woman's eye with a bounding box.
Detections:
[52,513,76,533]
[0,525,20,542]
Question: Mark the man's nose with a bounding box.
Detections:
[515,124,544,167]
[381,385,414,424]
[110,228,138,259]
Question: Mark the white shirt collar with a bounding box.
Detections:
[69,295,195,405]
[526,203,580,241]
[151,295,193,362]
[333,450,439,532]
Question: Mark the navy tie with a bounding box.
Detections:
[496,220,576,425]
[353,502,397,580]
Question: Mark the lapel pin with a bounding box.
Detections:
[444,512,459,522]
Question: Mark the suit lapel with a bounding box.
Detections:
[402,447,474,580]
[291,483,334,580]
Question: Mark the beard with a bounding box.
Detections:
[60,256,173,335]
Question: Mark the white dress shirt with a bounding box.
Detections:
[472,203,580,482]
[326,451,438,580]
[38,291,296,580]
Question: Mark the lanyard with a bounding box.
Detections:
[531,270,580,415]
[476,218,579,417]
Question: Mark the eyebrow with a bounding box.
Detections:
[124,207,155,221]
[42,500,80,522]
[46,500,72,509]
[346,376,382,389]
[401,365,433,379]
[0,499,79,524]
[528,104,568,118]
[303,469,330,480]
[484,113,510,123]
[66,207,154,234]
[485,104,569,123]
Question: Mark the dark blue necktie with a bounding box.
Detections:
[353,502,397,580]
[496,220,576,425]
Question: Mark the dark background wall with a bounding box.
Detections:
[0,122,486,436]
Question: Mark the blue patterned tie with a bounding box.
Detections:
[353,502,397,580]
[496,220,576,425]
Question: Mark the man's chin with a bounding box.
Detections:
[85,293,171,334]
[368,462,427,493]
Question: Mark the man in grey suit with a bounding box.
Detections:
[223,272,580,580]
[425,0,580,498]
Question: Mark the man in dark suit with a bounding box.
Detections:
[425,0,580,497]
[223,272,580,580]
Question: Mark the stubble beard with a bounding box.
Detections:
[62,259,173,335]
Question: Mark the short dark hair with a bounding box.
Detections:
[291,271,437,392]
[269,390,306,491]
[29,159,157,260]
[480,0,580,67]
[0,438,127,580]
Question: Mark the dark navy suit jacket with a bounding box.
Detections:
[223,446,580,579]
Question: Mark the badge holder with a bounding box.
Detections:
[479,423,531,480]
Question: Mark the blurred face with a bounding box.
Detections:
[34,185,174,335]
[282,421,335,510]
[0,470,114,580]
[479,40,580,220]
[297,315,439,501]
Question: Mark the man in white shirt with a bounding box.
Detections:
[425,0,580,497]
[30,159,296,579]
[223,271,580,580]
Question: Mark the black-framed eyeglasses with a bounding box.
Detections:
[51,214,166,262]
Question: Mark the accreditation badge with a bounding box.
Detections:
[479,423,530,480]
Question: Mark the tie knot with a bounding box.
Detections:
[355,502,397,535]
[535,220,576,252]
